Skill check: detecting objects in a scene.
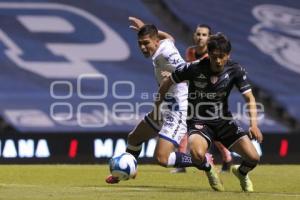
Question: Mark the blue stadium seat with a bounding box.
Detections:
[0,0,187,133]
[164,0,300,131]
[0,0,292,133]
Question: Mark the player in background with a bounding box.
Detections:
[106,17,224,192]
[155,33,263,192]
[185,24,210,62]
[171,24,232,173]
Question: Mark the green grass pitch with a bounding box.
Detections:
[0,165,299,200]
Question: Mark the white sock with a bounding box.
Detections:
[167,152,176,167]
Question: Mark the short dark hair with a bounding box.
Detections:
[138,24,159,38]
[196,24,213,35]
[207,32,231,54]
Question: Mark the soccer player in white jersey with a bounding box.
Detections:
[106,17,224,192]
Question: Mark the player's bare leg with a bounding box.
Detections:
[189,134,224,191]
[154,138,176,167]
[214,141,232,172]
[126,119,158,158]
[154,136,201,169]
[154,131,216,174]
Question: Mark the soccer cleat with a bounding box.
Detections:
[105,175,120,184]
[170,167,187,173]
[205,166,225,191]
[231,165,254,192]
[132,171,138,179]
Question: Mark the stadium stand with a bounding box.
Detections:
[0,0,292,134]
[160,0,300,131]
[0,0,187,133]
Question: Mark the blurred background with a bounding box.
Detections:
[0,0,299,164]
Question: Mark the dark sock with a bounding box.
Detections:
[194,156,211,172]
[170,152,212,172]
[221,161,231,171]
[238,161,257,176]
[126,148,141,160]
[174,152,194,167]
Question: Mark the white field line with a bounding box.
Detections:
[0,183,299,197]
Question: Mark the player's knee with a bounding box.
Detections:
[190,148,206,163]
[250,153,260,164]
[155,153,169,167]
[246,152,260,164]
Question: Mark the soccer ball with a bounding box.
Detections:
[109,152,137,180]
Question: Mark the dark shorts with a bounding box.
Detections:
[187,118,247,149]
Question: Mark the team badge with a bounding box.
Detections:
[195,124,203,130]
[210,76,218,84]
[197,74,206,79]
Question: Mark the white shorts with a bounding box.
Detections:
[144,110,187,147]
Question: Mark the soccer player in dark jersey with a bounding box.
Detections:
[171,24,213,174]
[155,33,263,192]
[172,25,233,174]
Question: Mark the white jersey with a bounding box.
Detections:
[152,39,188,111]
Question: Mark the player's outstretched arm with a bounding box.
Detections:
[128,16,145,31]
[128,16,174,42]
[243,91,263,143]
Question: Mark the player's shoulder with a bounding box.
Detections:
[226,59,241,67]
[187,57,209,70]
[185,46,196,62]
[226,59,246,72]
[160,39,175,50]
[152,39,176,60]
[198,57,210,67]
[158,39,179,56]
